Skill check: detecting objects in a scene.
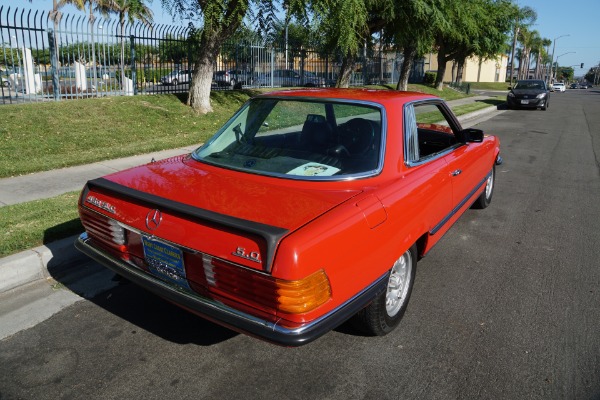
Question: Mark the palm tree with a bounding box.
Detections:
[530,36,551,80]
[509,5,536,85]
[101,0,153,90]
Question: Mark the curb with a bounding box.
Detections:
[0,105,503,296]
[457,104,502,126]
[0,234,87,294]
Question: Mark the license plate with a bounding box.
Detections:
[520,100,529,104]
[142,236,190,290]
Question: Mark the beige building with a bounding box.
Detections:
[425,53,509,83]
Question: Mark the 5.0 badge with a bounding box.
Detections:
[232,247,262,263]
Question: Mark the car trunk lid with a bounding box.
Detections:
[80,155,361,271]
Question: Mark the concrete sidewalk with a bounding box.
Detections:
[0,94,504,295]
[0,145,198,207]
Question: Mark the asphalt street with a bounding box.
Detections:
[1,88,599,400]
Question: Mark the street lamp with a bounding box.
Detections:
[554,52,576,82]
[549,34,569,84]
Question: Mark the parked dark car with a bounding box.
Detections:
[507,79,550,111]
[257,69,326,87]
[579,82,589,89]
[213,70,254,89]
[570,83,579,89]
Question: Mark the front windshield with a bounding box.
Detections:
[193,97,383,180]
[515,80,545,90]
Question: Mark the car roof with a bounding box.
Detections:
[258,88,438,104]
[517,79,545,84]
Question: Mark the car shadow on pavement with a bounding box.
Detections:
[43,241,239,346]
[90,279,240,346]
[41,229,367,346]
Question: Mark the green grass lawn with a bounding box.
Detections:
[0,191,83,257]
[0,91,252,178]
[0,85,487,256]
[467,82,511,91]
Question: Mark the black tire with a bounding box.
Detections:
[1,80,9,88]
[171,79,178,86]
[472,165,495,209]
[541,101,548,111]
[352,245,417,336]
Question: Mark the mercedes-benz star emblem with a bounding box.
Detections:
[145,209,163,231]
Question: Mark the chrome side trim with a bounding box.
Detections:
[430,171,490,235]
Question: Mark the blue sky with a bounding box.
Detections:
[515,0,600,75]
[2,0,599,75]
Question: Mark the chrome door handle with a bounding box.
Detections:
[451,169,462,176]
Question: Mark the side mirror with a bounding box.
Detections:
[507,86,512,90]
[460,128,484,143]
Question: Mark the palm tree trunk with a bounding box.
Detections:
[120,14,126,91]
[89,3,97,94]
[50,0,61,98]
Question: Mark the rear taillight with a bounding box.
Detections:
[202,255,331,315]
[276,270,332,314]
[79,207,127,252]
[108,219,126,245]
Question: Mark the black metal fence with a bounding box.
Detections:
[0,6,424,105]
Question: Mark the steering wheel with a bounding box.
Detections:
[340,118,375,156]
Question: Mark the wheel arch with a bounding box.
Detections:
[416,232,429,260]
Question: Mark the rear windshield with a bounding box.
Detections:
[515,81,546,90]
[192,97,383,180]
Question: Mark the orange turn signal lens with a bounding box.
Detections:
[275,269,331,314]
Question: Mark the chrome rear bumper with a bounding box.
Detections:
[75,232,386,346]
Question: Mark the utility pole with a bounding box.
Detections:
[549,34,569,84]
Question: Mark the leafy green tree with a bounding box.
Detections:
[431,0,475,89]
[159,33,189,64]
[161,0,277,113]
[304,0,392,87]
[385,0,447,91]
[556,66,573,82]
[432,0,512,89]
[584,67,598,85]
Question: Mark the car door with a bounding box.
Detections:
[406,100,487,234]
[400,101,454,235]
[433,103,490,211]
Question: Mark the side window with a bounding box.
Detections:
[406,102,459,163]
